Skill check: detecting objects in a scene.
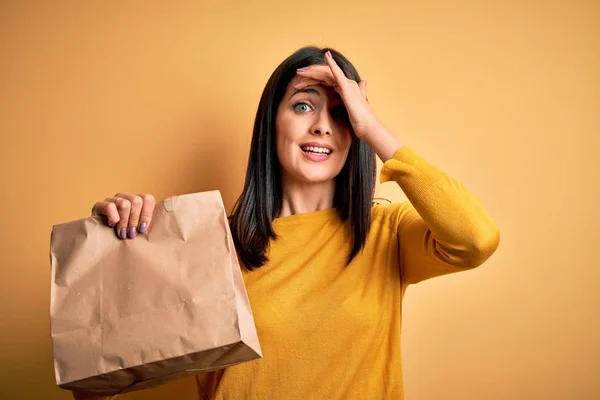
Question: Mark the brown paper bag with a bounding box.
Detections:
[49,191,262,396]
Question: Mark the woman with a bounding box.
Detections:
[85,46,500,399]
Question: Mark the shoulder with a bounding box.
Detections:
[371,201,418,230]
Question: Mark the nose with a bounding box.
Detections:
[310,111,333,136]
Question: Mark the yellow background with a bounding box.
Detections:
[1,1,598,399]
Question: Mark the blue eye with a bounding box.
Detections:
[293,102,312,113]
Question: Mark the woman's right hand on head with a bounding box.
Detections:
[91,193,156,239]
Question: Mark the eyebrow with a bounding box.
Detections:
[291,87,320,98]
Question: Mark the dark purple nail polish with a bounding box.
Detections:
[120,228,127,239]
[139,221,147,233]
[127,226,137,239]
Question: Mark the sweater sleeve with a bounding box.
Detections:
[379,146,500,285]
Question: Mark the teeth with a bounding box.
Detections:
[302,146,331,155]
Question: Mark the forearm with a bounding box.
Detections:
[358,120,403,163]
[381,146,500,267]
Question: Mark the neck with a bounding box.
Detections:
[278,176,336,218]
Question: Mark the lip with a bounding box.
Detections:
[299,142,334,162]
[299,142,334,152]
[301,150,332,162]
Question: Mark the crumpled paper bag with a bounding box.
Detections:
[49,191,262,396]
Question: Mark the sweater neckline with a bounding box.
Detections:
[272,208,340,227]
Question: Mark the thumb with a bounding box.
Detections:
[358,80,368,101]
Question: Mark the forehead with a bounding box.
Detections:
[286,81,342,103]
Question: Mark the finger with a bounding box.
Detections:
[358,80,368,100]
[292,78,326,90]
[106,196,131,240]
[115,193,143,238]
[296,66,336,86]
[137,193,155,234]
[324,51,348,88]
[91,201,120,228]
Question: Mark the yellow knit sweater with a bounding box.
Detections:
[194,146,500,399]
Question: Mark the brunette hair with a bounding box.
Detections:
[229,46,376,270]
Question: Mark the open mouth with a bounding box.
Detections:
[300,145,333,155]
[300,144,333,162]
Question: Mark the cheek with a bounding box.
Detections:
[276,111,307,149]
[275,113,300,162]
[337,130,353,155]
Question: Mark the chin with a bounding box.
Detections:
[280,155,344,184]
[302,176,333,184]
[298,170,337,184]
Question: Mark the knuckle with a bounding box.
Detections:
[130,195,143,208]
[106,202,118,213]
[141,193,155,204]
[117,198,131,209]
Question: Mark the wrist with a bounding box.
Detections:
[358,122,403,162]
[354,116,384,140]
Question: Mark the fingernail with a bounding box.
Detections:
[139,221,147,233]
[127,226,137,239]
[326,51,332,59]
[297,67,308,72]
[120,228,127,239]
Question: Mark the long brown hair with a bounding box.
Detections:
[229,46,377,271]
